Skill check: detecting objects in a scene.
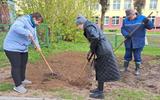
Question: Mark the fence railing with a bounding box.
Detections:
[104,33,160,48]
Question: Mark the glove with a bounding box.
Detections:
[87,50,92,61]
[87,51,94,62]
[125,35,131,39]
[35,47,41,52]
[28,33,34,40]
[143,18,149,25]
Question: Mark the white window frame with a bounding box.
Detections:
[150,0,157,9]
[104,16,109,25]
[149,16,155,24]
[124,0,132,9]
[113,0,120,10]
[112,16,119,25]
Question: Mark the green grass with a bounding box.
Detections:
[49,87,160,100]
[1,40,160,67]
[0,83,13,92]
[49,88,84,100]
[114,46,160,56]
[104,29,160,34]
[106,88,160,100]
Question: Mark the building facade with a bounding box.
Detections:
[93,0,160,31]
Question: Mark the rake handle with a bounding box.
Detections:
[31,38,54,74]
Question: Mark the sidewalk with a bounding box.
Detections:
[0,96,61,100]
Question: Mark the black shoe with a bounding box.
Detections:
[89,91,104,99]
[90,88,99,93]
[120,61,129,72]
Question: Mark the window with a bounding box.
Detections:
[104,16,109,25]
[150,0,157,9]
[92,16,99,24]
[95,4,100,10]
[123,16,126,20]
[92,3,100,11]
[113,0,120,10]
[149,16,155,24]
[112,16,119,25]
[124,0,132,9]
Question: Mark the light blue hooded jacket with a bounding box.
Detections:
[3,15,40,52]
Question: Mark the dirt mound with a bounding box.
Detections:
[26,52,92,90]
[117,55,160,93]
[1,52,160,94]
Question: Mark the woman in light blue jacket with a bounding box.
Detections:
[3,12,43,93]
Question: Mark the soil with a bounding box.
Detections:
[0,51,160,95]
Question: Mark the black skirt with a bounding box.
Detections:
[94,54,120,82]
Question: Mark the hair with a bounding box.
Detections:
[31,12,43,23]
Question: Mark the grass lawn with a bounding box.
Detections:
[1,41,160,67]
[0,83,13,92]
[0,82,160,100]
[104,29,160,34]
[0,41,160,99]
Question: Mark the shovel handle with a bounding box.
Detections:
[31,38,54,74]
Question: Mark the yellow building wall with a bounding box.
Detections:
[94,0,160,17]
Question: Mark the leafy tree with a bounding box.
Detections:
[16,0,96,42]
[133,0,146,14]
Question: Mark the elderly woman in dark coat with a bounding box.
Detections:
[76,15,120,99]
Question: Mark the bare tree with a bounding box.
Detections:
[99,0,109,30]
[133,0,146,14]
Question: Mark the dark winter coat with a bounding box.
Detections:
[83,21,120,82]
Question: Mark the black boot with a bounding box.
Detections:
[89,91,104,99]
[135,63,141,75]
[121,61,129,72]
[90,82,104,99]
[90,88,99,93]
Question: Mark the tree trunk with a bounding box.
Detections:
[100,9,105,30]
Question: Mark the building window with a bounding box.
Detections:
[113,0,120,10]
[95,4,99,10]
[92,3,99,11]
[149,16,155,24]
[124,0,132,9]
[123,16,126,20]
[150,0,157,9]
[92,16,99,24]
[104,16,109,25]
[112,16,119,25]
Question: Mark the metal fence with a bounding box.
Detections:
[105,33,160,48]
[0,31,160,51]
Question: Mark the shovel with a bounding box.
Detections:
[30,38,58,78]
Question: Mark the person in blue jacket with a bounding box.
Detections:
[121,9,154,75]
[3,12,43,93]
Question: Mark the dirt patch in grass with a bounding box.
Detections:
[1,52,160,95]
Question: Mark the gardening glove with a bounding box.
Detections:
[125,35,131,39]
[87,50,92,62]
[143,18,150,25]
[28,33,34,41]
[35,47,41,52]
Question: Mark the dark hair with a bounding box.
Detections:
[31,12,43,23]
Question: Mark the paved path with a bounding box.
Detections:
[0,96,61,100]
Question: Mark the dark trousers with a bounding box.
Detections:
[5,50,28,87]
[124,48,143,62]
